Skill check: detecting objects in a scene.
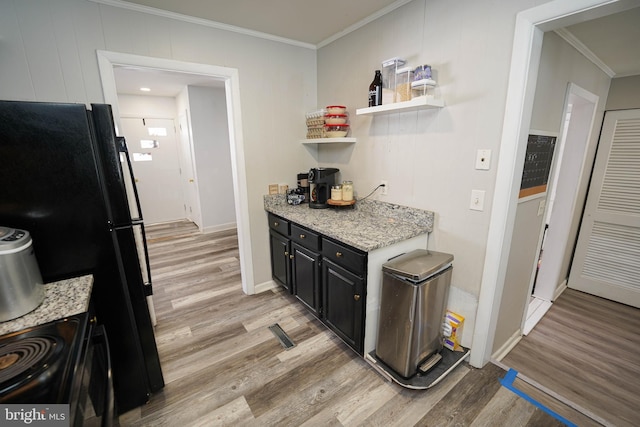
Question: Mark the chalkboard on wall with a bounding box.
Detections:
[519,133,557,198]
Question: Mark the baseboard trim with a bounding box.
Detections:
[553,279,567,301]
[254,280,278,295]
[202,223,237,234]
[491,329,522,362]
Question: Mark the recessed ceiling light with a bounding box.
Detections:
[140,87,151,92]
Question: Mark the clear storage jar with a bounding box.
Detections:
[342,181,353,201]
[395,67,414,103]
[382,57,406,104]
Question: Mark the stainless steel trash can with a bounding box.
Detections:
[375,249,453,378]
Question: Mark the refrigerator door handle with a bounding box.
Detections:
[117,136,144,223]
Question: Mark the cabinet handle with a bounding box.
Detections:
[273,221,279,227]
[289,254,294,259]
[284,251,289,256]
[299,234,306,239]
[354,294,361,301]
[336,251,343,257]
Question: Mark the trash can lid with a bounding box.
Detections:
[382,249,453,282]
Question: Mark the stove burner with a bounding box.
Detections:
[0,336,61,385]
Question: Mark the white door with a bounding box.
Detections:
[120,117,185,224]
[568,109,640,307]
[178,113,202,228]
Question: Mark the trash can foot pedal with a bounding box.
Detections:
[418,353,442,373]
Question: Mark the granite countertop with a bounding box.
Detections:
[0,275,93,336]
[264,194,434,252]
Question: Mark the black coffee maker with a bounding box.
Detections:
[308,168,339,209]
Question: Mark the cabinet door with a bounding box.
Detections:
[322,259,365,354]
[292,242,321,316]
[269,229,292,293]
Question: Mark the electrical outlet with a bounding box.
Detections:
[381,180,388,195]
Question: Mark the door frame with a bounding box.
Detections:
[97,50,256,295]
[532,83,599,303]
[471,0,637,368]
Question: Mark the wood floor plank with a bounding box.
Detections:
[414,363,504,426]
[121,220,626,427]
[502,288,640,427]
[360,364,471,427]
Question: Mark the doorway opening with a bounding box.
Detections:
[97,50,255,297]
[472,0,636,368]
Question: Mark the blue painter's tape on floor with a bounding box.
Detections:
[500,368,577,427]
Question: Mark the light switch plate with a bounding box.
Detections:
[475,149,491,170]
[470,189,485,211]
[537,199,546,216]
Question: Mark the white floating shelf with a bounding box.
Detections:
[300,137,357,145]
[356,97,444,115]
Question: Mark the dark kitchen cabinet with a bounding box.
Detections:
[268,213,292,293]
[322,238,367,354]
[269,229,292,292]
[291,242,321,315]
[267,212,368,354]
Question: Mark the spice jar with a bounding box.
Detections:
[342,181,353,201]
[331,185,343,201]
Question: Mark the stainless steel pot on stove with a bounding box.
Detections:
[0,226,44,321]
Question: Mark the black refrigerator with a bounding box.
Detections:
[0,100,164,414]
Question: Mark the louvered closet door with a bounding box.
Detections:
[568,109,640,308]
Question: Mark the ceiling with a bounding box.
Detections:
[113,0,640,97]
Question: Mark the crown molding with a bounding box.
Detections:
[317,0,415,48]
[554,27,616,77]
[88,0,317,50]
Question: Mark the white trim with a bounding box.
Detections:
[554,279,568,301]
[471,0,629,369]
[491,329,523,362]
[88,0,316,50]
[317,0,416,48]
[254,280,278,294]
[517,192,547,204]
[202,223,237,234]
[554,28,616,77]
[523,296,552,335]
[96,50,256,295]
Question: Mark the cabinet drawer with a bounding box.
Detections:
[290,224,321,252]
[268,213,290,236]
[322,238,366,274]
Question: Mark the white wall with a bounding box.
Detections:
[606,75,640,110]
[117,94,176,119]
[492,31,611,351]
[0,0,317,289]
[187,85,236,232]
[118,91,236,231]
[317,0,541,346]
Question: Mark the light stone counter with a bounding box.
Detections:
[264,195,434,252]
[0,275,93,336]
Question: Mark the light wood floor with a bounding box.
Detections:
[501,288,640,427]
[119,221,592,426]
